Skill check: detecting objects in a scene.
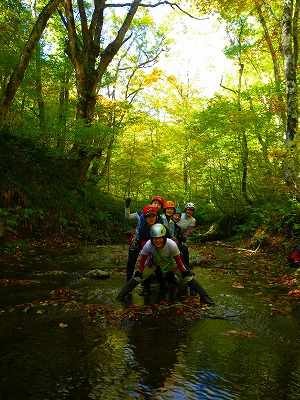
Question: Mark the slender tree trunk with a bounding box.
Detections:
[282,0,300,199]
[0,0,62,128]
[255,1,286,127]
[183,153,191,199]
[35,43,46,129]
[237,62,252,205]
[31,0,45,129]
[57,61,70,149]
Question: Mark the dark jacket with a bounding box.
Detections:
[138,216,170,248]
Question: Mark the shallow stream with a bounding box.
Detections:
[1,244,300,399]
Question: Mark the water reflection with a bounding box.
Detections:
[120,311,239,399]
[125,315,186,394]
[3,247,300,399]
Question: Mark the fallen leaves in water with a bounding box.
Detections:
[0,290,216,326]
[0,278,40,285]
[222,330,260,338]
[288,289,300,297]
[85,296,213,325]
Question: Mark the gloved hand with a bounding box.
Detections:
[134,270,143,279]
[182,269,192,278]
[182,237,187,243]
[125,197,131,208]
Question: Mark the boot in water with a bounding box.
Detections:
[187,278,215,306]
[200,295,215,306]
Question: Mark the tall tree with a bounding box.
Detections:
[57,0,144,183]
[281,0,300,199]
[0,0,62,127]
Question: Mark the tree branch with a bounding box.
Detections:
[220,76,237,94]
[105,1,206,20]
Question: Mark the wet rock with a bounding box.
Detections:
[190,255,216,268]
[84,269,110,279]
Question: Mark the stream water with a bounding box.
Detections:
[1,244,300,399]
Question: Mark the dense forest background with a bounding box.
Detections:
[1,0,300,250]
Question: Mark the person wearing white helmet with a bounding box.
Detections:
[124,196,165,282]
[137,206,171,295]
[177,202,196,238]
[116,223,214,305]
[176,202,196,270]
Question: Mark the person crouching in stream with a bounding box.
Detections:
[116,223,215,305]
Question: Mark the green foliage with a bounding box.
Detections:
[193,200,220,225]
[0,130,130,243]
[0,207,44,234]
[232,201,300,240]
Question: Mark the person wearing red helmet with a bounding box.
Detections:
[124,196,165,282]
[151,195,165,211]
[138,205,160,247]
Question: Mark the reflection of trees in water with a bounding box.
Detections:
[283,354,300,399]
[125,313,189,394]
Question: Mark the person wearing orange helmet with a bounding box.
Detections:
[161,200,177,238]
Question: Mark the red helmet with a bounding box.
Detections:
[151,195,165,207]
[163,200,176,209]
[143,205,158,217]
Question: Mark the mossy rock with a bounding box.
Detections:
[84,269,110,279]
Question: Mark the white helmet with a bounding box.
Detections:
[150,223,166,238]
[185,202,195,210]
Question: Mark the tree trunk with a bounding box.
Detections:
[35,43,46,129]
[237,63,252,205]
[62,0,142,183]
[255,1,286,127]
[281,0,300,199]
[0,0,62,128]
[57,61,71,150]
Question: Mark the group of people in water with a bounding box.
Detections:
[116,195,215,305]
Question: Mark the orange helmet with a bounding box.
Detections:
[143,205,158,217]
[163,200,176,210]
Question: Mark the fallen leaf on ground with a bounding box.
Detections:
[222,330,260,338]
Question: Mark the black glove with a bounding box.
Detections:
[134,270,143,279]
[125,197,131,208]
[182,237,187,243]
[182,269,192,278]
